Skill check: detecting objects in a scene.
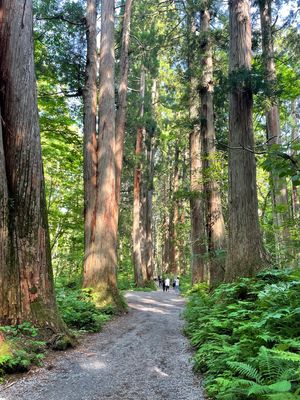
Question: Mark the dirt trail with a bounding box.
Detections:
[0,290,205,400]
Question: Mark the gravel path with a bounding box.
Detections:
[0,290,205,400]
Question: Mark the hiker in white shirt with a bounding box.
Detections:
[165,277,170,292]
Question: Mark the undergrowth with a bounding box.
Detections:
[0,283,114,381]
[118,270,157,291]
[56,286,113,332]
[0,323,46,381]
[184,268,300,399]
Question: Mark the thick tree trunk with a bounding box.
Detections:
[291,100,299,220]
[144,135,155,280]
[200,5,226,285]
[83,0,123,309]
[225,0,268,281]
[133,66,147,286]
[115,0,133,207]
[259,0,290,261]
[169,145,180,275]
[190,120,207,283]
[83,0,98,281]
[188,9,207,284]
[0,0,67,333]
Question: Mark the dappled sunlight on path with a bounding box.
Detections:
[1,290,205,400]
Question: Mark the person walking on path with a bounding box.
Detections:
[175,277,180,293]
[162,278,166,292]
[165,277,170,292]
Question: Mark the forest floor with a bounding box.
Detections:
[0,290,205,400]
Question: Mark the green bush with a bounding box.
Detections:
[56,287,111,332]
[184,268,300,399]
[0,322,46,380]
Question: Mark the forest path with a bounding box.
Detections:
[1,290,204,400]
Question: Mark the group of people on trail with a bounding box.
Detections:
[158,276,180,293]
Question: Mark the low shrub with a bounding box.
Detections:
[184,268,300,399]
[56,287,111,332]
[0,322,46,380]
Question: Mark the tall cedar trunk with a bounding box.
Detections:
[291,100,299,220]
[225,0,268,281]
[178,150,188,274]
[168,159,175,274]
[259,0,290,260]
[133,66,147,286]
[162,172,170,273]
[173,146,180,276]
[0,0,66,331]
[188,10,207,284]
[83,0,122,308]
[140,127,148,277]
[190,118,207,283]
[83,0,98,280]
[115,0,133,207]
[169,145,180,275]
[200,5,226,285]
[144,135,155,280]
[143,78,157,281]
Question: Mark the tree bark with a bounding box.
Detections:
[188,10,207,283]
[200,5,226,285]
[225,0,268,281]
[259,0,290,261]
[291,100,299,220]
[0,0,67,333]
[83,0,98,282]
[133,66,147,286]
[83,0,123,309]
[115,0,133,207]
[169,145,180,275]
[144,134,155,280]
[190,119,207,283]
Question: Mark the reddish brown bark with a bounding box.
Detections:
[133,66,147,286]
[200,5,226,285]
[115,0,133,208]
[190,123,207,283]
[83,0,98,278]
[169,145,180,275]
[291,100,299,220]
[259,0,290,260]
[133,127,147,285]
[225,0,268,281]
[187,9,208,284]
[83,0,123,309]
[0,0,67,332]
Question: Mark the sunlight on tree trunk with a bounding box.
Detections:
[0,0,69,335]
[259,0,290,264]
[200,4,226,285]
[83,0,123,309]
[83,0,98,282]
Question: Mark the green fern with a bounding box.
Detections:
[247,380,291,395]
[184,268,300,400]
[227,361,262,383]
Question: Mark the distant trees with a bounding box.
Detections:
[0,0,67,333]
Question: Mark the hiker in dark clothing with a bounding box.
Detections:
[162,279,166,292]
[158,275,162,287]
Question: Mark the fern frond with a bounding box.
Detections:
[269,349,300,363]
[227,361,262,382]
[247,380,291,396]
